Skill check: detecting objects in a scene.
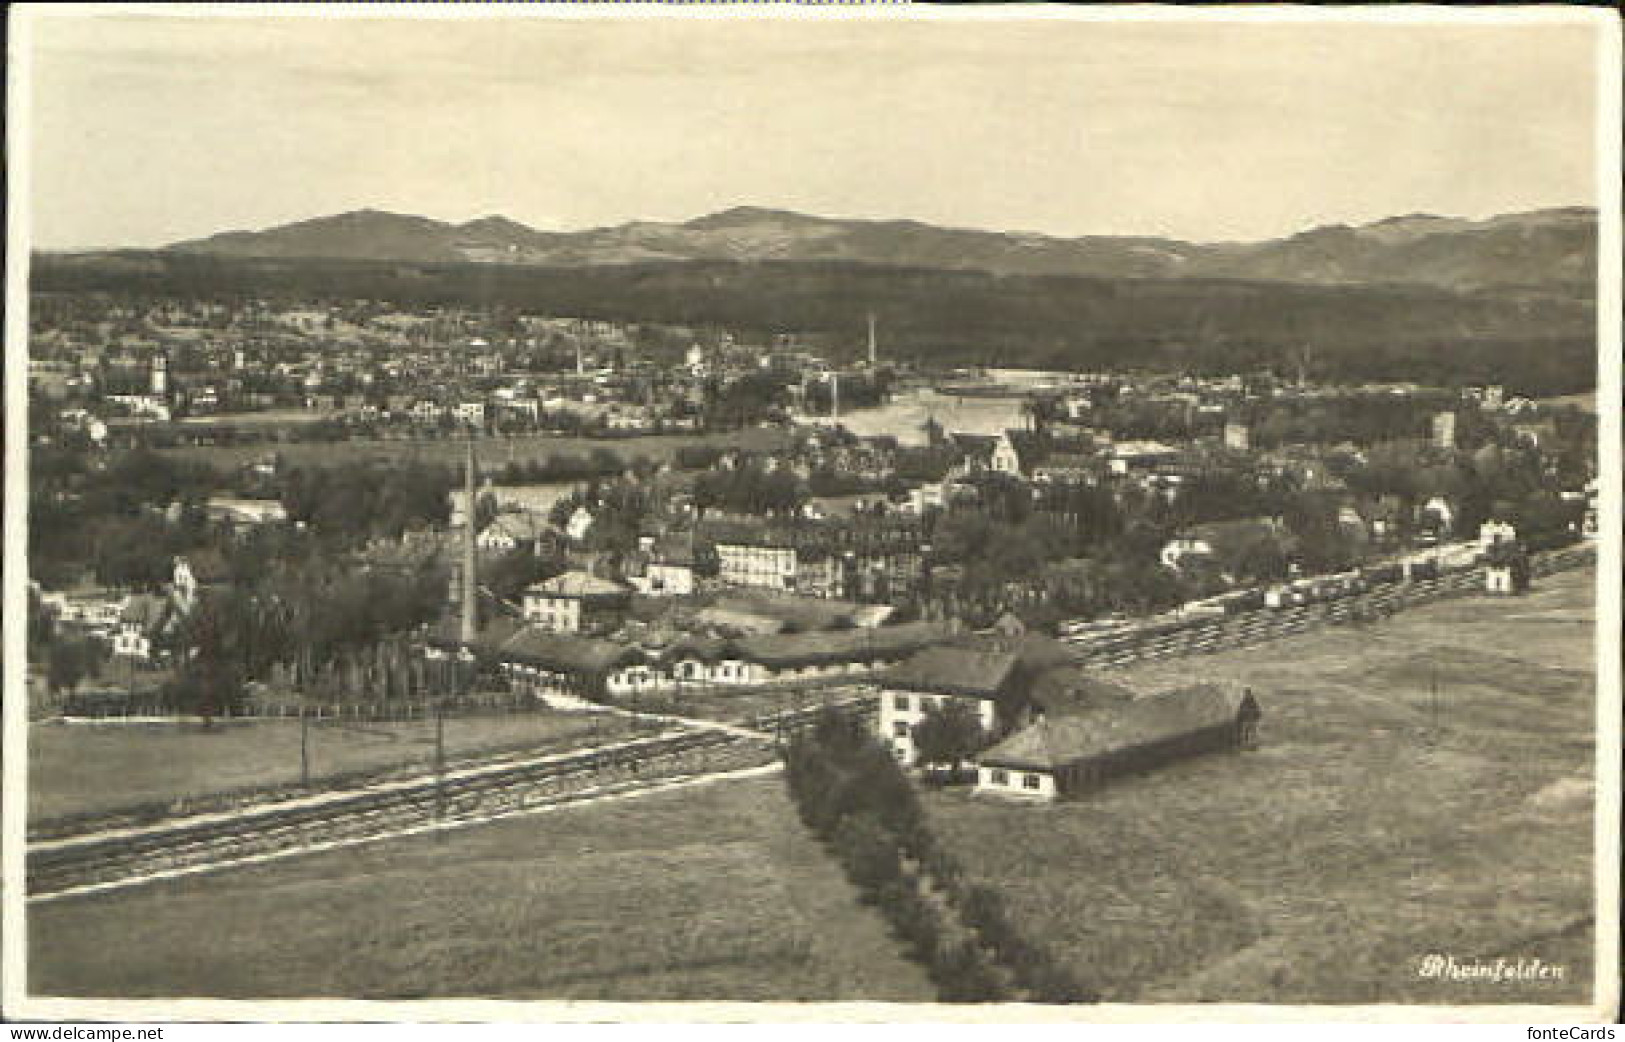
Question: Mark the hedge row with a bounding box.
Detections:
[783,707,1096,1003]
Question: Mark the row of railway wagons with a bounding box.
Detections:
[1057,540,1491,652]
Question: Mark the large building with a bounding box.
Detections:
[976,683,1261,800]
[521,571,631,633]
[875,634,1125,766]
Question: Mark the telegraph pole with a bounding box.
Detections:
[433,689,446,824]
[300,703,310,787]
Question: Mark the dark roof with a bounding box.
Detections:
[964,631,1079,675]
[882,645,1019,699]
[733,620,952,668]
[661,634,731,661]
[496,629,646,674]
[121,593,171,632]
[525,571,631,600]
[1027,667,1140,717]
[979,684,1259,771]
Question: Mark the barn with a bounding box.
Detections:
[975,683,1261,800]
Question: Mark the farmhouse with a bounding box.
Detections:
[976,683,1261,800]
[876,646,1018,765]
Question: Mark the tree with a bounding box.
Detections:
[911,700,988,773]
[47,639,94,696]
[832,812,903,893]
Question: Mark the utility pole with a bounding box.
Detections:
[433,689,446,824]
[300,704,310,787]
[1426,664,1441,745]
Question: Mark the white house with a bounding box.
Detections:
[1478,519,1518,552]
[478,513,552,552]
[565,506,596,544]
[990,432,1023,476]
[1159,537,1213,571]
[521,571,631,633]
[874,646,1016,766]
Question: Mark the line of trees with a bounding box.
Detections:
[783,708,1094,1003]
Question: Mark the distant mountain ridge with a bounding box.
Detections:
[169,204,1598,291]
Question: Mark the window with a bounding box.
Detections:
[990,769,1009,786]
[1023,773,1043,790]
[893,722,910,738]
[893,694,911,711]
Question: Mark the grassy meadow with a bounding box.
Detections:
[29,710,636,823]
[30,776,934,1002]
[924,565,1598,1004]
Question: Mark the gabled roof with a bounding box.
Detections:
[525,570,630,599]
[979,684,1259,771]
[1027,668,1140,717]
[883,645,1019,699]
[496,628,647,674]
[481,513,552,543]
[694,607,785,636]
[121,593,171,632]
[734,620,952,668]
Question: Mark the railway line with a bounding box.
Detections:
[26,693,876,901]
[1065,544,1593,671]
[26,547,1589,900]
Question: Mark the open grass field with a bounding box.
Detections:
[925,565,1600,1005]
[30,776,935,1002]
[29,710,636,823]
[153,426,792,472]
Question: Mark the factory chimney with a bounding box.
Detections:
[461,434,479,646]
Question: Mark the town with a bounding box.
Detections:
[15,5,1614,1019]
[26,282,1599,815]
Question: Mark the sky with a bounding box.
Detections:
[20,9,1609,251]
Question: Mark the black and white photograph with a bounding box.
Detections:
[4,3,1619,1024]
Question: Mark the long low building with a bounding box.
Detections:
[976,683,1261,800]
[488,618,955,699]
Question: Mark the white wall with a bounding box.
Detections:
[877,689,997,765]
[975,765,1057,800]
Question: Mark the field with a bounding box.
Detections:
[30,776,935,1002]
[29,710,636,823]
[153,426,791,471]
[924,565,1599,1005]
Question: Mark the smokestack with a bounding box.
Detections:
[830,371,840,422]
[461,435,478,646]
[867,312,877,367]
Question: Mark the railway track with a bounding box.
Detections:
[28,549,1590,899]
[1066,545,1594,671]
[27,694,880,900]
[27,726,771,899]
